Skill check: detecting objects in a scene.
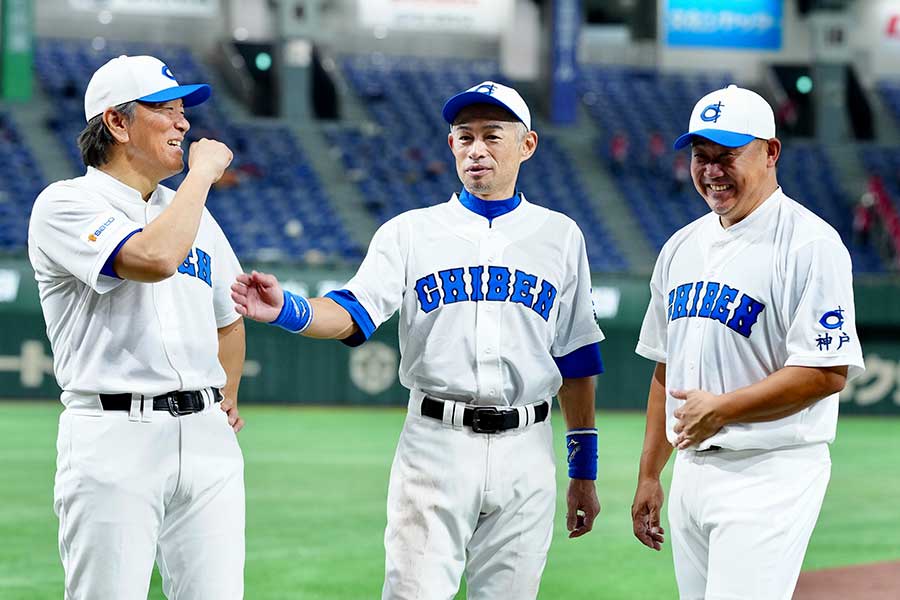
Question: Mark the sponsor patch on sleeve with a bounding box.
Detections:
[82,214,117,245]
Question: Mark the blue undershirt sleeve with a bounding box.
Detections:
[553,342,604,378]
[325,289,377,347]
[99,228,142,279]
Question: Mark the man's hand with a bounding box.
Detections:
[231,271,285,323]
[220,395,245,433]
[187,138,233,183]
[631,478,665,550]
[566,478,601,539]
[671,388,725,449]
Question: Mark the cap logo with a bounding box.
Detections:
[474,83,496,96]
[700,101,724,123]
[161,65,176,81]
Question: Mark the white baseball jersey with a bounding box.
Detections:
[28,166,242,408]
[637,187,865,451]
[336,193,604,406]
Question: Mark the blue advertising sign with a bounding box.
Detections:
[550,0,580,124]
[665,0,782,50]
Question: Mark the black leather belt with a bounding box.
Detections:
[696,445,722,453]
[99,389,221,416]
[421,396,549,434]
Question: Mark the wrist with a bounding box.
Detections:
[269,290,313,333]
[186,166,220,187]
[566,428,598,480]
[713,393,734,427]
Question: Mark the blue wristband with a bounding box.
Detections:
[566,428,598,480]
[269,290,313,333]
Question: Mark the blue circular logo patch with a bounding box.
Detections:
[700,101,724,123]
[818,308,845,330]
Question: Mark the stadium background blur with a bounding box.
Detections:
[0,1,898,598]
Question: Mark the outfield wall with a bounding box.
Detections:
[2,258,899,414]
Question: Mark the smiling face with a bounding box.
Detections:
[448,103,537,200]
[123,99,190,181]
[690,136,781,227]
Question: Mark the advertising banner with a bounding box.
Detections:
[68,0,218,17]
[664,0,782,50]
[358,0,513,34]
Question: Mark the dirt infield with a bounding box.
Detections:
[793,561,900,599]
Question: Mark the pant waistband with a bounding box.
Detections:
[99,388,221,416]
[420,396,549,434]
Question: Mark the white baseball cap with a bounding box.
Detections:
[673,84,776,150]
[83,55,211,122]
[442,81,531,130]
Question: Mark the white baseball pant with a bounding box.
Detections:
[54,398,245,600]
[668,443,831,600]
[382,395,557,600]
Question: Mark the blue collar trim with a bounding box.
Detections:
[458,188,521,224]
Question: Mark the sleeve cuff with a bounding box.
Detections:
[325,289,377,347]
[785,355,865,382]
[635,341,667,363]
[99,228,142,279]
[553,342,604,378]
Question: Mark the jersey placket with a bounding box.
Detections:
[475,233,505,404]
[690,238,730,389]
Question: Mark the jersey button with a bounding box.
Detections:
[485,347,493,354]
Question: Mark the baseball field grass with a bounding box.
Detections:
[1,401,898,600]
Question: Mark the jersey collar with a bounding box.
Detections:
[85,166,161,205]
[456,188,522,225]
[709,186,784,241]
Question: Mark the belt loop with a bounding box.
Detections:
[452,401,465,429]
[515,405,529,428]
[526,403,536,427]
[441,398,455,429]
[128,394,141,422]
[141,395,153,423]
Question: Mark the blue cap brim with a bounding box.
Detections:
[673,129,756,150]
[442,91,525,127]
[138,83,211,107]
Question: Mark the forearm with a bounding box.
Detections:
[717,365,848,425]
[557,376,597,430]
[217,317,245,402]
[301,297,360,340]
[117,170,215,280]
[638,363,673,481]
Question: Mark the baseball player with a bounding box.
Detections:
[231,81,605,599]
[28,55,246,599]
[630,85,866,600]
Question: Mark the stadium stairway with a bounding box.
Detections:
[548,104,656,273]
[5,85,77,184]
[174,58,378,258]
[296,120,381,245]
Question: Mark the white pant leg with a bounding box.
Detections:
[382,412,486,600]
[668,451,710,600]
[157,406,245,600]
[54,409,178,600]
[465,419,556,600]
[703,444,831,600]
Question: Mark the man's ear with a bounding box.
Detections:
[765,137,781,168]
[521,130,538,162]
[103,107,131,144]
